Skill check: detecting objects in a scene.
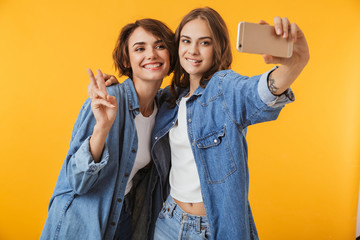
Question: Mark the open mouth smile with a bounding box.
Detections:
[186,58,202,63]
[143,63,163,70]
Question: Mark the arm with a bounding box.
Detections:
[261,17,310,95]
[63,69,117,195]
[86,68,117,162]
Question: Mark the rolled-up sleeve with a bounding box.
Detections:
[258,67,295,108]
[67,136,109,195]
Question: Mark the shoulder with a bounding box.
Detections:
[212,70,249,82]
[205,70,249,90]
[105,80,127,98]
[157,85,187,107]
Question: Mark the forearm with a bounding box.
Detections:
[268,61,306,95]
[89,124,110,163]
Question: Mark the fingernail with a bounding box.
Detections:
[277,28,281,35]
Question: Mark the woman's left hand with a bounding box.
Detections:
[260,17,310,68]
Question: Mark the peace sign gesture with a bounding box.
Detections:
[87,68,118,132]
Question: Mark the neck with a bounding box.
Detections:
[133,77,162,117]
[188,75,201,96]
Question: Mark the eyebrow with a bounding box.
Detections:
[132,39,163,47]
[180,35,212,40]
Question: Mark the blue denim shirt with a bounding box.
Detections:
[151,69,294,240]
[41,79,165,240]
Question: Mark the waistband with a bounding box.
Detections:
[164,195,209,233]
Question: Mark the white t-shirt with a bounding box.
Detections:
[124,103,157,195]
[169,96,203,203]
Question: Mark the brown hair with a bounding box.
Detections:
[113,18,176,79]
[169,7,232,103]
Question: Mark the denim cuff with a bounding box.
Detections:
[258,67,295,108]
[76,136,109,174]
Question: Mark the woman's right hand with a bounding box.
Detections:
[87,68,118,131]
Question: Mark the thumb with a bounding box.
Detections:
[262,54,283,64]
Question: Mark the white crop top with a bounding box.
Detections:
[124,102,157,195]
[169,96,203,203]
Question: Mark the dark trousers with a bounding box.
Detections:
[114,194,132,240]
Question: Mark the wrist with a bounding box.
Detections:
[92,123,111,140]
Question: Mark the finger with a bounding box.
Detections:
[105,76,119,87]
[273,16,282,36]
[281,17,290,39]
[258,20,269,25]
[102,72,112,80]
[92,98,116,108]
[92,88,108,99]
[290,22,298,42]
[107,95,118,107]
[262,54,283,65]
[87,68,98,99]
[87,68,97,87]
[96,69,108,97]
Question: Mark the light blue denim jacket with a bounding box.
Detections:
[151,68,294,240]
[41,79,165,240]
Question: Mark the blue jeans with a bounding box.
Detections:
[154,195,211,240]
[113,194,132,240]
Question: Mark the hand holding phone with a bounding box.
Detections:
[236,22,293,58]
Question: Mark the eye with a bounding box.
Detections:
[135,47,145,52]
[200,41,211,46]
[155,44,166,50]
[181,39,190,44]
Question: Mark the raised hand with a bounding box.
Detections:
[259,17,310,68]
[87,68,118,131]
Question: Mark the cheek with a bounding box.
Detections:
[128,54,139,67]
[206,48,214,58]
[163,51,170,64]
[178,45,186,56]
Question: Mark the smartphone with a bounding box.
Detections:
[236,22,293,58]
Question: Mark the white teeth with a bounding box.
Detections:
[144,63,161,69]
[187,58,201,63]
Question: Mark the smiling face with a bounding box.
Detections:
[178,18,214,83]
[127,27,170,84]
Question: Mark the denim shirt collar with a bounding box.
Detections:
[175,83,208,105]
[123,78,140,115]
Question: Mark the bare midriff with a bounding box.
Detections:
[173,198,207,216]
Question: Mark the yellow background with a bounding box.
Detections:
[0,0,359,239]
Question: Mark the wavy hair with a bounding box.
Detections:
[169,7,232,105]
[113,18,176,79]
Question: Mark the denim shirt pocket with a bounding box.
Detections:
[195,126,237,184]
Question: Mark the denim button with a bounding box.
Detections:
[117,198,122,202]
[131,149,136,153]
[125,173,129,177]
[155,137,158,140]
[111,222,116,226]
[188,118,192,123]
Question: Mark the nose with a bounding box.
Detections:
[146,48,157,59]
[187,43,199,55]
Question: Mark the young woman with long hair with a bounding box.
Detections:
[151,7,309,240]
[41,18,175,240]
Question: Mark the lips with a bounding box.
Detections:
[186,58,202,63]
[143,63,163,69]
